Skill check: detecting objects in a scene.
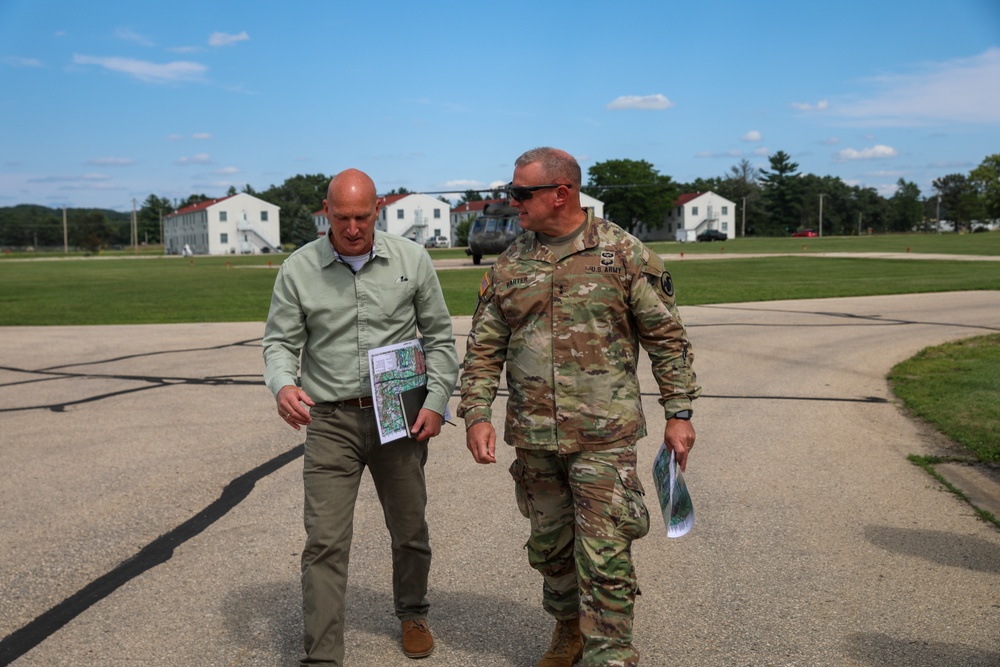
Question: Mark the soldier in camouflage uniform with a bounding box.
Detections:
[459,148,700,667]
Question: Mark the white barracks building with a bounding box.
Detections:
[164,193,281,255]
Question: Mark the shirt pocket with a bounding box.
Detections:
[377,282,416,321]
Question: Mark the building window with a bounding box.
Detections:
[722,222,728,232]
[220,211,227,222]
[261,211,269,222]
[722,206,728,215]
[397,209,404,219]
[692,206,698,216]
[221,233,228,243]
[433,208,441,219]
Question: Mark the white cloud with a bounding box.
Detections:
[821,136,841,145]
[741,130,762,142]
[752,147,770,156]
[86,157,135,166]
[215,166,239,174]
[73,54,207,83]
[488,180,507,190]
[115,27,155,47]
[175,153,213,165]
[835,48,1000,125]
[833,144,898,162]
[2,56,43,68]
[791,100,830,112]
[607,94,674,111]
[192,132,212,140]
[169,46,203,54]
[167,133,183,141]
[209,31,249,47]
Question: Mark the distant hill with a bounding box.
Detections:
[0,204,133,249]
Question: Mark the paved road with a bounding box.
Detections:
[1,292,999,666]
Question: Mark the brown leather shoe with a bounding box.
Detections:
[401,618,434,659]
[537,617,583,667]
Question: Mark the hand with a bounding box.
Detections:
[276,385,315,431]
[664,418,696,472]
[409,408,443,441]
[466,420,496,464]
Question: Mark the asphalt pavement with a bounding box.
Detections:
[1,291,999,666]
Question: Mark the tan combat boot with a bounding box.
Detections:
[537,617,583,667]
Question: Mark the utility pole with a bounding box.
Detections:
[62,207,68,253]
[818,193,825,237]
[132,198,138,254]
[741,196,746,237]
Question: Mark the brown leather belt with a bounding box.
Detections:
[338,396,374,409]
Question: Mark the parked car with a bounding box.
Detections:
[696,229,728,242]
[424,235,449,248]
[791,229,818,237]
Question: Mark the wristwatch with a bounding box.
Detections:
[668,410,692,420]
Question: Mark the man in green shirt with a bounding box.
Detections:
[263,168,458,666]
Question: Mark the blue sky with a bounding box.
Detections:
[1,0,998,212]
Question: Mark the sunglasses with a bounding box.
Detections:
[505,182,572,202]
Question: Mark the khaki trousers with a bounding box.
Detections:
[300,402,431,666]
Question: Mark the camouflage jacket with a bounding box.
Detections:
[458,211,700,453]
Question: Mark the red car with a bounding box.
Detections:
[791,229,818,237]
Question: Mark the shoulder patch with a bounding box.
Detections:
[661,271,674,298]
[479,271,491,298]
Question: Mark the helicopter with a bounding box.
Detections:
[463,200,521,265]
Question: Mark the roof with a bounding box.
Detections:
[166,194,237,217]
[674,192,705,207]
[450,198,506,214]
[673,190,735,207]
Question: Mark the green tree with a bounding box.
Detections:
[285,203,319,249]
[458,190,483,205]
[454,218,472,247]
[969,154,1000,222]
[583,159,677,233]
[138,195,172,244]
[759,151,802,235]
[259,173,332,243]
[933,173,984,232]
[71,210,114,252]
[719,159,761,237]
[889,179,923,232]
[178,193,211,209]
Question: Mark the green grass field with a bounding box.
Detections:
[2,254,998,325]
[3,232,999,325]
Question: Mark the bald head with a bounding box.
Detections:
[324,168,380,256]
[327,168,377,206]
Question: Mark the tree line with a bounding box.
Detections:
[2,153,997,251]
[585,152,1000,237]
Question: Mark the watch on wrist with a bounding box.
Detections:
[669,410,692,420]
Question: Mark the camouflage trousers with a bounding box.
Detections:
[510,445,650,667]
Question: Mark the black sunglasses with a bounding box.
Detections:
[505,182,572,202]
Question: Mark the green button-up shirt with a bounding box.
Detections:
[263,232,458,416]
